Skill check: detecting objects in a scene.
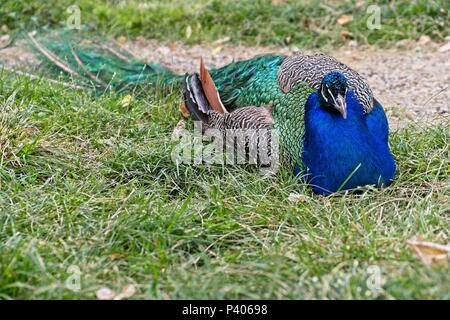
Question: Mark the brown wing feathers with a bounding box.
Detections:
[199,58,227,114]
[182,58,273,131]
[182,73,210,123]
[182,58,227,123]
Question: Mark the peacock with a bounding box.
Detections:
[23,32,396,195]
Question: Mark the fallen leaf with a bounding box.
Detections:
[0,34,11,49]
[186,25,192,39]
[80,39,92,46]
[120,94,133,107]
[355,1,365,8]
[114,284,137,300]
[271,0,285,5]
[417,35,431,46]
[337,15,353,26]
[108,253,127,261]
[168,43,177,52]
[178,101,190,118]
[212,46,222,55]
[171,119,187,141]
[288,193,309,203]
[1,24,8,33]
[348,40,358,48]
[96,287,115,300]
[116,36,127,45]
[404,111,415,120]
[407,237,450,265]
[213,37,230,45]
[136,36,146,46]
[340,30,352,39]
[438,42,450,53]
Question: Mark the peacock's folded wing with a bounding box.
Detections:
[183,69,273,130]
[209,55,285,110]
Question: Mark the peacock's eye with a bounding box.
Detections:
[327,87,337,104]
[321,85,329,102]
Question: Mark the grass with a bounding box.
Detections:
[1,0,449,49]
[0,71,448,299]
[0,0,449,300]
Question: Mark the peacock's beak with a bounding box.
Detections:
[333,94,347,119]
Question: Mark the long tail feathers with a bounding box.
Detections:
[27,31,182,93]
[27,33,81,78]
[26,31,233,122]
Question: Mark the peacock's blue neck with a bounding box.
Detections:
[300,90,396,195]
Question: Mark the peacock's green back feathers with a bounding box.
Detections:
[208,55,284,109]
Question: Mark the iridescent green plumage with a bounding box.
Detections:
[208,55,284,108]
[27,32,182,92]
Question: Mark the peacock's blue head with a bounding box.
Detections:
[319,71,349,119]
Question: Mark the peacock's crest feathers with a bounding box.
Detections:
[321,71,348,90]
[277,52,374,113]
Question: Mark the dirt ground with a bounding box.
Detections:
[1,38,449,128]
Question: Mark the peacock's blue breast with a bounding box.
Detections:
[300,91,396,195]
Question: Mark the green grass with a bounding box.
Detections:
[1,0,449,300]
[1,0,449,48]
[0,72,448,299]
